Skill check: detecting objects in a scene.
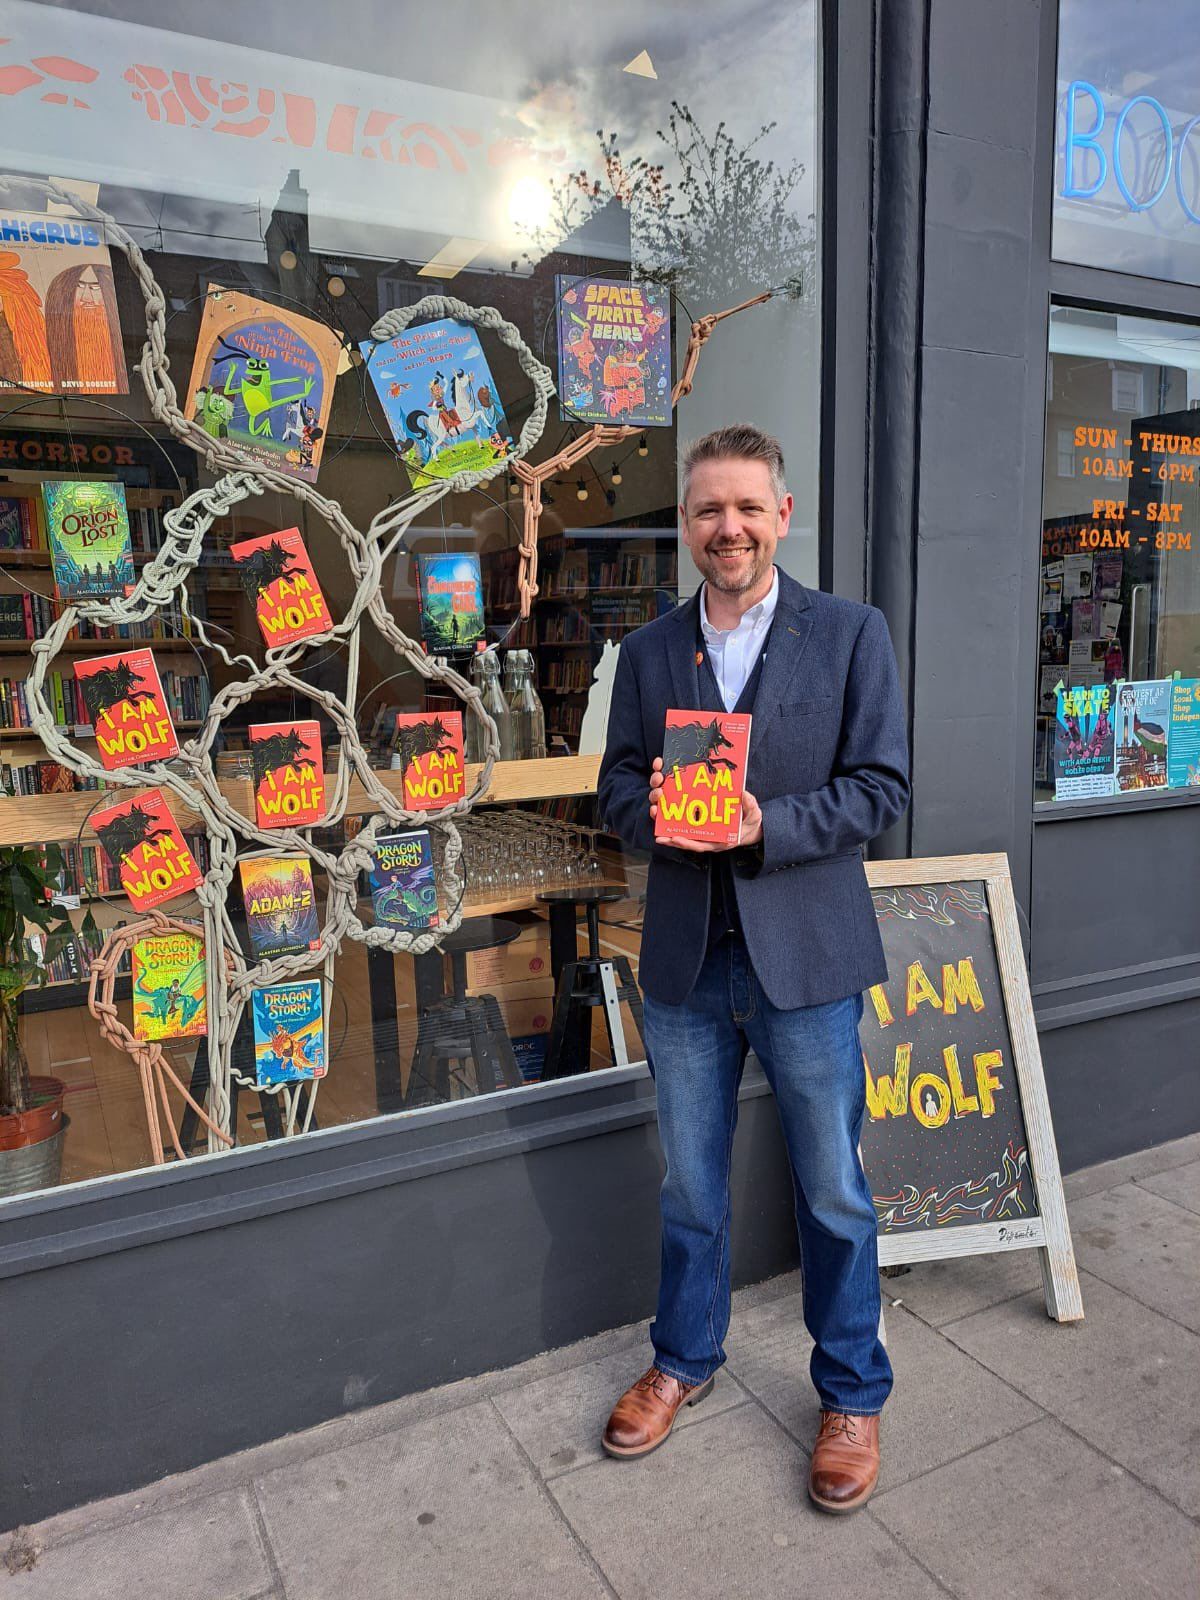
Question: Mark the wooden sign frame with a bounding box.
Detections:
[862,852,1083,1323]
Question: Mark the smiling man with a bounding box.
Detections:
[597,424,910,1513]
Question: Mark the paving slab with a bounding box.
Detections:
[1061,1129,1200,1202]
[493,1343,746,1478]
[1137,1158,1200,1217]
[1068,1181,1200,1334]
[880,1245,1043,1327]
[943,1271,1200,1518]
[724,1290,1041,1492]
[253,1398,608,1600]
[0,1490,270,1600]
[550,1402,945,1600]
[873,1415,1200,1599]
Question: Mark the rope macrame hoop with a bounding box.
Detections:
[86,912,235,1165]
[7,175,560,1149]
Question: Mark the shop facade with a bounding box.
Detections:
[0,0,1197,1524]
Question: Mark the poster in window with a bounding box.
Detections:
[361,317,511,489]
[1114,679,1171,792]
[0,209,127,394]
[1053,683,1115,800]
[184,287,342,484]
[1167,679,1200,790]
[555,275,672,427]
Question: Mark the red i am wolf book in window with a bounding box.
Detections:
[90,788,204,911]
[230,528,330,648]
[73,648,179,770]
[394,711,465,811]
[654,711,752,846]
[249,720,326,828]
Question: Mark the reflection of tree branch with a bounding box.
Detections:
[524,104,815,304]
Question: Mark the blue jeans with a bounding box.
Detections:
[643,935,892,1415]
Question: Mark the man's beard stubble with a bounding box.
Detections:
[696,540,773,596]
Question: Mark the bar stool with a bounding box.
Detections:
[404,916,526,1108]
[536,887,645,1080]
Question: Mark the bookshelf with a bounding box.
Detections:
[482,528,678,751]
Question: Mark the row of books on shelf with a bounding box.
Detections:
[0,486,176,556]
[603,553,672,587]
[0,591,198,642]
[543,661,595,690]
[2,758,105,796]
[0,668,210,731]
[45,833,212,903]
[24,926,127,988]
[550,705,585,738]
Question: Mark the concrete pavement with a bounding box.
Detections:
[4,1130,1199,1598]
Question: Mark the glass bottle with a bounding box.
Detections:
[467,649,512,762]
[506,649,547,761]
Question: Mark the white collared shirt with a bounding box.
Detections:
[699,568,780,711]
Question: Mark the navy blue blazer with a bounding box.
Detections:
[597,569,910,1009]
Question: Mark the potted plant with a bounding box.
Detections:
[0,843,79,1198]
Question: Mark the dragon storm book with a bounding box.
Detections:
[131,930,207,1042]
[654,710,752,847]
[368,829,439,932]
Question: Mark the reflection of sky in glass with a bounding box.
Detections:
[1055,0,1200,286]
[12,0,816,277]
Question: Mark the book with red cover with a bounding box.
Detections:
[250,720,326,828]
[654,710,753,846]
[394,711,466,811]
[90,788,204,910]
[74,649,179,770]
[230,528,330,648]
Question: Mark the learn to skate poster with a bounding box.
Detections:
[1053,682,1116,801]
[184,286,342,484]
[360,317,511,489]
[555,275,671,427]
[1114,679,1171,792]
[859,880,1038,1234]
[0,208,127,395]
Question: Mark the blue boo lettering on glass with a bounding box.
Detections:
[1062,78,1200,224]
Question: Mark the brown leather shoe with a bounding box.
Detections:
[808,1410,881,1514]
[601,1365,715,1459]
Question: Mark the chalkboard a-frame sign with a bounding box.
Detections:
[860,853,1083,1323]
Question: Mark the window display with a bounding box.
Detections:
[1036,307,1200,802]
[0,0,820,1199]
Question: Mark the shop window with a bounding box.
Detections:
[1036,306,1200,803]
[0,1,820,1197]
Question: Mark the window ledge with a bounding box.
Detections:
[1034,787,1200,823]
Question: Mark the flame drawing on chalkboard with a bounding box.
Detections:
[874,1140,1032,1230]
[871,883,987,927]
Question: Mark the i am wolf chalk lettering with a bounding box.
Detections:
[90,789,204,911]
[654,710,752,846]
[249,721,326,829]
[73,649,179,769]
[231,528,330,647]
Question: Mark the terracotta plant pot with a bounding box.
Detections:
[0,1075,66,1152]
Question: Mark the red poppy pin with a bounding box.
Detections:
[695,651,704,666]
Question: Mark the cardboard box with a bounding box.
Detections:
[464,916,551,991]
[493,979,556,1037]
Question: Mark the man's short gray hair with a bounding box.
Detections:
[681,424,787,507]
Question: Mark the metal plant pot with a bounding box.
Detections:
[0,1123,65,1199]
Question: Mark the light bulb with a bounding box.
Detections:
[637,435,649,457]
[508,478,520,496]
[327,275,346,298]
[611,468,623,485]
[576,479,589,501]
[279,248,298,271]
